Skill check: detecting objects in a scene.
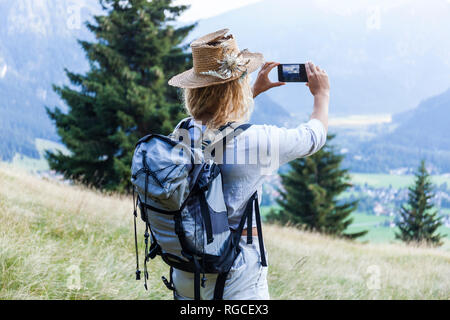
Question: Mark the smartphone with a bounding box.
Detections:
[277,64,308,82]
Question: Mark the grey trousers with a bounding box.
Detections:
[172,236,270,300]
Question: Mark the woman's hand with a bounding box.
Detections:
[305,61,330,98]
[252,62,285,98]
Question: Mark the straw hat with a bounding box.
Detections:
[168,28,265,89]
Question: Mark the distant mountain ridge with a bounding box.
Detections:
[347,88,450,173]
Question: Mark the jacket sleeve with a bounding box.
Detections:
[256,119,327,173]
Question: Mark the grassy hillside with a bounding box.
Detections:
[1,164,449,299]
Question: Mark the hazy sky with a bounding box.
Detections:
[172,0,426,22]
[173,0,262,22]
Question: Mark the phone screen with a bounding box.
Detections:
[278,64,308,82]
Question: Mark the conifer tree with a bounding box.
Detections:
[46,0,195,191]
[267,134,367,239]
[395,160,444,246]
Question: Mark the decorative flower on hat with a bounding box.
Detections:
[200,46,251,80]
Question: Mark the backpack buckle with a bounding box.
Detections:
[148,242,160,260]
[161,276,175,291]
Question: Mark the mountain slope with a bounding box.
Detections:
[1,164,449,299]
[251,93,296,127]
[0,0,99,161]
[348,88,450,173]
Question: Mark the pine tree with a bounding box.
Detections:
[267,134,367,239]
[395,160,444,246]
[46,0,195,192]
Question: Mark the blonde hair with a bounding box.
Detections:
[183,75,254,129]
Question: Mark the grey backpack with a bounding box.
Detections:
[130,117,266,300]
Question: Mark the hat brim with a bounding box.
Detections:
[168,51,264,89]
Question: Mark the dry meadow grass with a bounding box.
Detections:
[1,164,449,299]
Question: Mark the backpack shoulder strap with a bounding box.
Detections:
[173,116,193,131]
[205,122,253,153]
